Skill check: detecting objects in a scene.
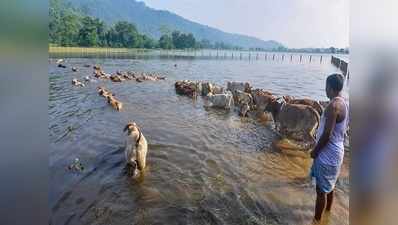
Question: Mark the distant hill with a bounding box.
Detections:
[64,0,283,50]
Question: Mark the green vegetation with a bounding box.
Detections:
[50,0,221,50]
[158,34,174,49]
[49,0,157,48]
[63,0,282,50]
[50,0,347,53]
[49,0,247,50]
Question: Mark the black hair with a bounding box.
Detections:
[326,73,344,92]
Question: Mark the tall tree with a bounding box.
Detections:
[49,0,62,43]
[159,34,173,49]
[142,35,156,49]
[59,12,81,46]
[49,0,81,46]
[94,18,107,47]
[113,21,140,48]
[49,1,201,50]
[171,31,196,49]
[172,31,182,49]
[78,16,99,46]
[185,33,196,49]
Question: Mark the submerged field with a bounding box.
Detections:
[49,57,349,225]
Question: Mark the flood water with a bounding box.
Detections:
[49,56,349,225]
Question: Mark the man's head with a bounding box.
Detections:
[326,73,344,99]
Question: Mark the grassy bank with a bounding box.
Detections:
[48,46,340,62]
[48,46,160,58]
[49,46,152,54]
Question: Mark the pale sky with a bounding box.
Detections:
[139,0,349,48]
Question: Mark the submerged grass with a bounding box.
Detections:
[49,46,152,53]
[48,46,199,58]
[48,46,160,58]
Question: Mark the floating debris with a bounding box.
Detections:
[67,158,85,172]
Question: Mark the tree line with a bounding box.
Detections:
[50,0,161,49]
[49,0,240,50]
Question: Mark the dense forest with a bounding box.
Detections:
[50,0,347,53]
[49,0,242,50]
[57,0,282,50]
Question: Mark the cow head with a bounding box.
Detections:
[265,97,285,121]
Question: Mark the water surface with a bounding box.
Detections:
[49,57,349,225]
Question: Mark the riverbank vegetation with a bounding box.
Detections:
[49,0,348,53]
[49,0,243,50]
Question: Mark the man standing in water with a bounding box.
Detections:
[310,73,348,223]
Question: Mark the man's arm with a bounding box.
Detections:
[311,100,339,159]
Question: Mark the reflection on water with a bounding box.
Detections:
[49,58,348,225]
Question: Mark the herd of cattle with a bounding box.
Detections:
[97,86,123,111]
[56,59,167,112]
[174,80,335,151]
[55,59,348,152]
[69,65,167,86]
[92,65,166,82]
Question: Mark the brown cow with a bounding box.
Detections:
[97,87,113,98]
[175,80,198,97]
[250,89,275,121]
[94,68,108,79]
[283,97,324,116]
[110,75,123,82]
[107,95,123,111]
[265,97,320,150]
[252,89,275,111]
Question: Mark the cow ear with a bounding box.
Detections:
[123,124,130,132]
[124,121,136,132]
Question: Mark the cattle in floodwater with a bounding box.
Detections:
[175,80,199,97]
[227,81,252,103]
[110,75,124,82]
[206,91,234,109]
[283,97,324,117]
[72,78,85,87]
[201,82,212,96]
[97,87,113,98]
[107,95,123,111]
[239,102,250,117]
[200,82,225,96]
[251,89,275,111]
[265,97,320,151]
[234,90,254,117]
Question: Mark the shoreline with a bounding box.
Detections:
[49,47,348,63]
[49,46,349,55]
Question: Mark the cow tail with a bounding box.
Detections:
[307,106,321,140]
[309,106,321,129]
[313,101,323,116]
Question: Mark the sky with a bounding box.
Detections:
[138,0,349,48]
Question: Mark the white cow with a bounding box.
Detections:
[207,91,234,109]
